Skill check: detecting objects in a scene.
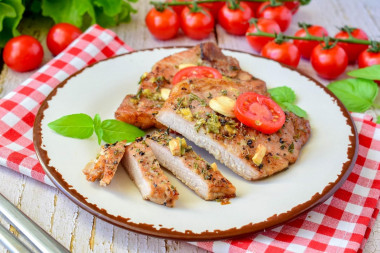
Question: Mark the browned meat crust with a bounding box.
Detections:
[83,141,127,186]
[156,79,311,180]
[114,42,266,129]
[122,139,179,207]
[146,130,236,200]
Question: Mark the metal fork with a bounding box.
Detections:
[0,193,70,253]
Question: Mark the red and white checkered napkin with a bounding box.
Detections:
[0,25,379,252]
[0,25,132,186]
[191,114,380,252]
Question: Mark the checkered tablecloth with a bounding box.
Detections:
[0,25,379,252]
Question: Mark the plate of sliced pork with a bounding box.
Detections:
[34,43,358,240]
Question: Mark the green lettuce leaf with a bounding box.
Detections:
[0,0,24,47]
[41,0,96,28]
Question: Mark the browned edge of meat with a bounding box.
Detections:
[156,78,311,180]
[146,130,236,201]
[122,138,179,207]
[83,141,127,186]
[114,42,266,129]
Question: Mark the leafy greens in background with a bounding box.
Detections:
[327,65,380,122]
[48,113,145,145]
[268,86,307,118]
[0,0,138,47]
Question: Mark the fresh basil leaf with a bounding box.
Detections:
[328,78,378,112]
[101,119,145,143]
[93,114,103,145]
[268,86,296,104]
[377,116,380,124]
[0,0,24,47]
[348,65,380,81]
[282,102,307,118]
[48,113,94,139]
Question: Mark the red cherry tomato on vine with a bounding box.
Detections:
[3,35,43,72]
[242,1,262,16]
[246,18,281,52]
[234,92,286,134]
[145,7,180,40]
[218,2,253,35]
[180,6,214,40]
[261,41,300,67]
[358,50,380,68]
[310,43,348,80]
[335,27,369,64]
[199,2,224,19]
[284,1,300,14]
[358,50,380,84]
[258,2,292,32]
[172,66,222,84]
[293,25,328,59]
[46,23,82,56]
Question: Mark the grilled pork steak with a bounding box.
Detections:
[146,130,236,200]
[156,78,311,180]
[114,42,266,129]
[122,139,179,207]
[83,141,127,186]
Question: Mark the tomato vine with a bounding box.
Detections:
[246,20,379,51]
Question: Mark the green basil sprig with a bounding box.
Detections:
[48,113,145,144]
[268,86,307,118]
[327,65,380,124]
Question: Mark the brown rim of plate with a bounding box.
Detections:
[33,46,358,241]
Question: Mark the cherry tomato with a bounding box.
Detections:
[3,35,43,72]
[180,6,214,40]
[166,0,190,16]
[246,18,281,52]
[358,50,380,68]
[46,23,82,56]
[261,41,301,67]
[242,1,262,16]
[358,50,380,84]
[335,27,369,64]
[172,66,222,84]
[284,1,300,14]
[234,92,286,134]
[218,2,253,35]
[293,25,328,59]
[145,7,180,40]
[199,2,224,19]
[310,43,348,80]
[258,2,292,32]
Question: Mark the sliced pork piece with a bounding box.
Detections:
[146,131,236,200]
[122,138,179,207]
[114,42,266,129]
[156,79,311,180]
[83,141,127,186]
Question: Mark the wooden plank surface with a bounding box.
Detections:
[0,1,379,252]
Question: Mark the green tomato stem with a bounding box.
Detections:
[246,31,373,45]
[150,0,302,7]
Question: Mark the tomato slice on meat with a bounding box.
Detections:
[234,92,285,134]
[172,66,222,84]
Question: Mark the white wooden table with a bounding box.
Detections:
[0,0,379,252]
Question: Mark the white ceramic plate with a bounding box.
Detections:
[34,47,357,241]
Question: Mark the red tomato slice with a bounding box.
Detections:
[172,66,222,84]
[234,92,285,134]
